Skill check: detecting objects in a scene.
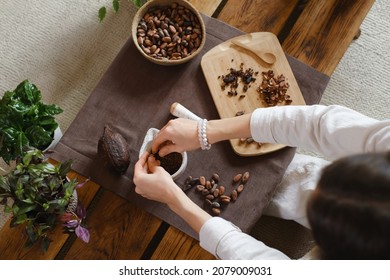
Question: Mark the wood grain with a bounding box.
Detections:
[282,0,375,75]
[217,0,299,34]
[151,226,215,260]
[188,0,223,16]
[201,32,305,156]
[63,190,162,259]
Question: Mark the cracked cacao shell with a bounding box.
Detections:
[98,125,130,174]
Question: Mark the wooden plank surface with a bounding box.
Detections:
[62,190,162,259]
[217,0,299,34]
[188,0,223,16]
[151,226,215,260]
[282,0,375,75]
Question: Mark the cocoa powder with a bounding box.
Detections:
[153,152,182,175]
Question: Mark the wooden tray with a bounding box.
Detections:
[201,32,306,156]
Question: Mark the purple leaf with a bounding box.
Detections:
[75,225,90,243]
[76,203,87,219]
[64,219,79,228]
[76,178,90,189]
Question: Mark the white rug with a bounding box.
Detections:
[320,0,390,121]
[0,0,389,229]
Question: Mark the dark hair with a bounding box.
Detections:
[307,152,390,259]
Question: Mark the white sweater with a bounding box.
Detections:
[199,105,390,260]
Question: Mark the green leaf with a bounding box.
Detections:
[16,131,29,157]
[41,236,52,252]
[58,160,73,177]
[48,198,68,207]
[22,197,34,204]
[2,127,22,143]
[15,178,25,200]
[113,0,120,13]
[98,7,107,22]
[14,80,42,105]
[133,0,142,8]
[25,126,52,148]
[25,224,37,244]
[0,176,11,192]
[14,213,28,225]
[4,204,12,213]
[64,186,74,198]
[16,204,37,215]
[37,115,57,126]
[38,103,63,116]
[37,225,51,236]
[11,204,19,216]
[22,149,43,165]
[48,177,57,191]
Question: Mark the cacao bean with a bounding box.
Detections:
[212,208,221,216]
[205,199,212,206]
[188,177,200,186]
[231,190,238,201]
[199,176,206,186]
[242,171,250,184]
[202,189,210,195]
[220,195,231,204]
[233,173,242,183]
[211,202,221,208]
[184,176,193,185]
[212,173,220,183]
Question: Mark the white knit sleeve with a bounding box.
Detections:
[250,105,390,160]
[199,217,290,260]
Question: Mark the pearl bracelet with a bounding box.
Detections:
[197,119,211,150]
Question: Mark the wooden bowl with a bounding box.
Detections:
[131,0,206,65]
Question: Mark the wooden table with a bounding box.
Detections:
[0,0,374,259]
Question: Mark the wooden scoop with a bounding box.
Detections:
[231,37,276,65]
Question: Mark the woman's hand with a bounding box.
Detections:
[133,152,182,205]
[151,118,199,157]
[133,152,212,234]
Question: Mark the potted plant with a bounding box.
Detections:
[0,80,63,165]
[0,148,89,252]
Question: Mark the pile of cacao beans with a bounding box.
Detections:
[136,2,203,61]
[184,171,250,215]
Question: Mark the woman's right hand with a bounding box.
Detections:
[133,152,182,205]
[151,118,200,157]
